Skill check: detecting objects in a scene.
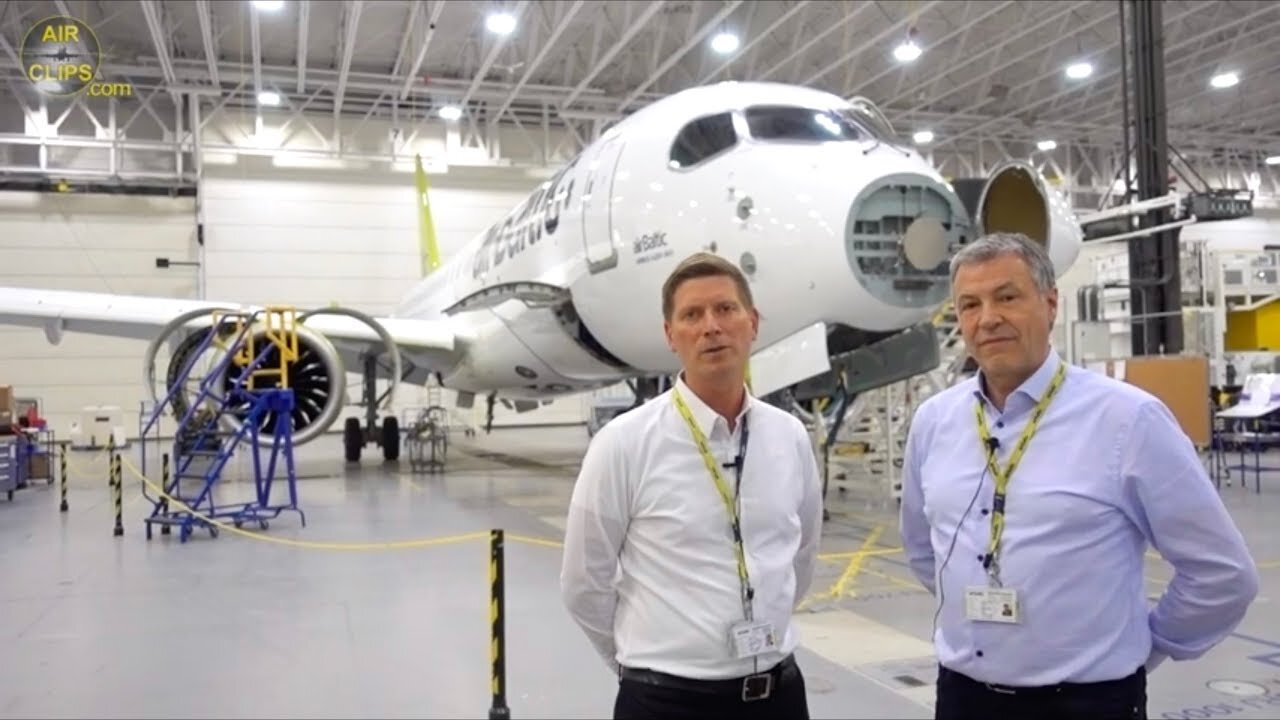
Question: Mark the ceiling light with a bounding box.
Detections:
[913,130,934,145]
[710,32,739,55]
[1037,139,1057,151]
[252,0,284,10]
[1065,61,1093,79]
[1210,72,1239,89]
[257,90,280,106]
[486,12,517,35]
[438,105,462,121]
[893,39,922,63]
[1265,155,1280,166]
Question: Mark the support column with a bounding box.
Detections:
[1125,0,1183,354]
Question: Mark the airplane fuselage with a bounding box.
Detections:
[387,82,1075,401]
[388,83,972,399]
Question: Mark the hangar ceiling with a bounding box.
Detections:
[0,0,1277,164]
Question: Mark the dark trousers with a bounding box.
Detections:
[613,654,810,720]
[935,664,1147,720]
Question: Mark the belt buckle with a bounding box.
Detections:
[742,673,772,701]
[985,682,1017,695]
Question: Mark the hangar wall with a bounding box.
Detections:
[0,159,598,440]
[0,190,196,438]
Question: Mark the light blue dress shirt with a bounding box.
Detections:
[900,347,1259,687]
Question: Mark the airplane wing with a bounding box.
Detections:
[0,286,459,362]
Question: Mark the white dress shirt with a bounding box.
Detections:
[560,374,824,680]
[900,348,1259,687]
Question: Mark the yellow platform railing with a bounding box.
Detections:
[208,306,300,390]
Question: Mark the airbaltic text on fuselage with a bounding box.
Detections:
[471,164,576,279]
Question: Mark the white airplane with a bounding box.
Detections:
[0,81,1083,463]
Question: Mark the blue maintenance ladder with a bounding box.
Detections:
[141,307,307,543]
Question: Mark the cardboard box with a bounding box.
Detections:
[27,453,50,480]
[0,386,12,414]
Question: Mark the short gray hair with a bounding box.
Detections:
[949,232,1056,293]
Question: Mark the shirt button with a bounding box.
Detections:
[976,650,984,657]
[996,421,1004,428]
[981,509,989,515]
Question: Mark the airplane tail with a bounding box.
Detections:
[414,154,442,276]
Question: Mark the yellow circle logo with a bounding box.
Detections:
[20,15,101,96]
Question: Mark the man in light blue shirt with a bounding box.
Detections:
[900,231,1259,719]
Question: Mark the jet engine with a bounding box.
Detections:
[145,312,347,448]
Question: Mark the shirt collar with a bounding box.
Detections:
[975,346,1063,412]
[673,373,753,438]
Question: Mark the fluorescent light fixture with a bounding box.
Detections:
[486,12,517,35]
[913,130,934,144]
[893,39,922,63]
[1037,139,1057,151]
[1065,61,1093,79]
[1211,72,1239,89]
[711,32,739,54]
[253,0,284,10]
[1265,155,1280,166]
[257,90,281,106]
[438,105,462,121]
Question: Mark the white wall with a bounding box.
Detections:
[0,159,602,442]
[0,190,197,437]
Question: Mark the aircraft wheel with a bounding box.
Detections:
[382,416,400,461]
[344,417,362,462]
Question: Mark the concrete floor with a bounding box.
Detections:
[2,425,1279,719]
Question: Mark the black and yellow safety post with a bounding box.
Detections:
[488,528,510,720]
[112,449,123,537]
[58,443,68,512]
[160,452,170,514]
[107,436,115,488]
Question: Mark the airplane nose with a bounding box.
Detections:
[845,174,973,310]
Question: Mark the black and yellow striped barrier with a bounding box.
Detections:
[59,443,68,512]
[488,528,510,719]
[111,448,123,537]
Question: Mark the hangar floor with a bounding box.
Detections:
[2,426,1279,719]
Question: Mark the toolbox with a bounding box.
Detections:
[0,438,17,501]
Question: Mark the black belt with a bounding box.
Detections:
[940,664,1144,696]
[620,654,798,702]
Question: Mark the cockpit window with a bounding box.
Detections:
[669,112,737,169]
[743,103,905,146]
[743,105,873,143]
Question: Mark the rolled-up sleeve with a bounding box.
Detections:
[1120,399,1260,662]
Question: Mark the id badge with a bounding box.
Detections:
[964,586,1021,624]
[729,620,778,659]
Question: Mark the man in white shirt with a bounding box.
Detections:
[560,251,825,720]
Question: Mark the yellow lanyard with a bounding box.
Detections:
[672,387,754,621]
[974,361,1066,584]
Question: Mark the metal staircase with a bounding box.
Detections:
[140,307,306,543]
[821,301,972,503]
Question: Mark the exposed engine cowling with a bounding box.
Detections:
[162,321,347,447]
[951,160,1083,279]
